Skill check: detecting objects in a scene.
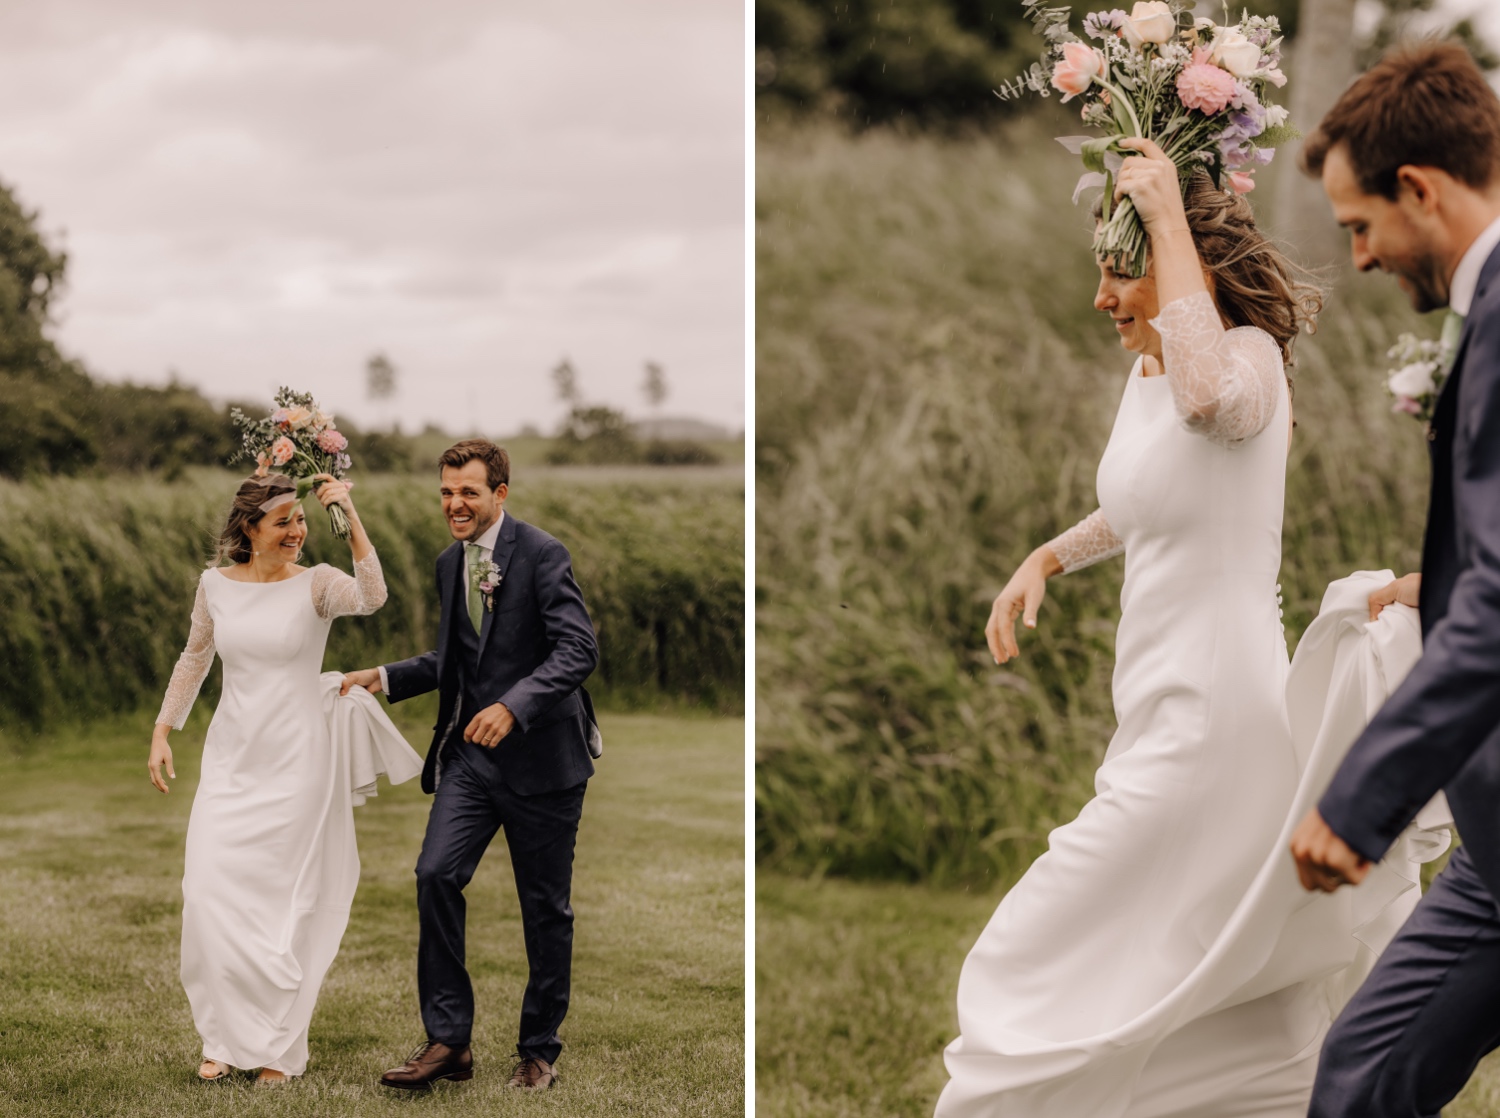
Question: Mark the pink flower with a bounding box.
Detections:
[271,408,290,427]
[317,428,348,453]
[254,451,271,478]
[1392,397,1423,415]
[1051,42,1106,102]
[271,436,295,466]
[1227,170,1256,193]
[1177,51,1237,114]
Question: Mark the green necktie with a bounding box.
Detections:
[464,542,484,632]
[1441,309,1465,374]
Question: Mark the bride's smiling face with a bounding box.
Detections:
[1094,257,1163,358]
[246,503,307,564]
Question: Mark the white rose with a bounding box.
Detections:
[1122,1,1176,48]
[1388,362,1437,399]
[1212,28,1263,77]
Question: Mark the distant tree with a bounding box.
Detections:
[642,361,668,410]
[366,353,398,401]
[551,358,580,406]
[548,404,641,465]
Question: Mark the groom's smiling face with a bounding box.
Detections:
[440,461,506,542]
[1322,144,1452,312]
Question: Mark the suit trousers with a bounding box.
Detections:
[414,736,587,1063]
[1310,844,1500,1117]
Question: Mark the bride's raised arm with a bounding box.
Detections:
[309,475,387,619]
[1152,291,1284,448]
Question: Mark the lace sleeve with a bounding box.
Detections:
[1047,508,1124,574]
[311,552,388,620]
[1150,291,1285,449]
[156,576,215,730]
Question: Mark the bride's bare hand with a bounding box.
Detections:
[1368,572,1421,621]
[148,732,175,794]
[312,473,354,514]
[986,554,1049,664]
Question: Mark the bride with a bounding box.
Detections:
[148,472,417,1084]
[936,140,1445,1117]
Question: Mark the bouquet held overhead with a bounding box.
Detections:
[231,387,355,539]
[998,0,1297,278]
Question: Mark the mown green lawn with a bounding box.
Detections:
[756,871,1500,1118]
[0,708,744,1117]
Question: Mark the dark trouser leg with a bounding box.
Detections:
[498,779,587,1065]
[415,750,502,1048]
[1310,844,1500,1118]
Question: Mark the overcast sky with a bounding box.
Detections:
[0,1,744,435]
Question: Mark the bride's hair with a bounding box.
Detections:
[213,474,297,566]
[1095,171,1324,369]
[1179,171,1324,368]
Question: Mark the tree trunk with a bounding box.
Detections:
[1272,0,1358,270]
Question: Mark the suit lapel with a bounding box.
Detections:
[477,512,519,660]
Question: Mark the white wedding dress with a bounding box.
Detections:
[937,293,1449,1118]
[157,554,422,1076]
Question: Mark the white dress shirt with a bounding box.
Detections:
[377,510,505,694]
[1448,212,1500,316]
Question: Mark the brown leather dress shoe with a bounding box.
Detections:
[379,1041,473,1090]
[506,1053,557,1091]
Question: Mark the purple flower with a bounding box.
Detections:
[335,452,352,470]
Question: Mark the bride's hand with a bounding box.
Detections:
[1368,572,1421,620]
[985,552,1050,664]
[148,730,175,794]
[312,473,355,515]
[1114,137,1189,239]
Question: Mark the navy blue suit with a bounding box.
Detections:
[384,513,598,1063]
[1310,244,1500,1116]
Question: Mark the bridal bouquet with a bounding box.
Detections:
[998,0,1296,278]
[1384,334,1451,425]
[231,387,354,539]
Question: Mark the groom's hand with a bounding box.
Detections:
[1290,808,1371,892]
[1369,572,1421,621]
[465,703,515,748]
[340,668,383,696]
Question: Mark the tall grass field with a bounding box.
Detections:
[755,119,1435,889]
[0,468,743,743]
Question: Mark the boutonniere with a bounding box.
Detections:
[474,560,503,612]
[1385,332,1451,428]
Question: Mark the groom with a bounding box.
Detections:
[342,438,599,1092]
[1289,42,1500,1117]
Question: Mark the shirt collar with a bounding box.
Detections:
[468,510,504,553]
[1448,212,1500,317]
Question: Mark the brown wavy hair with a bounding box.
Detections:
[213,474,297,566]
[1096,170,1324,372]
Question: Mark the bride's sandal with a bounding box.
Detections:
[199,1059,231,1081]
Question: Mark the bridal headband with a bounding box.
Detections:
[259,492,300,514]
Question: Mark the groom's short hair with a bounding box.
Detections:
[1301,41,1500,199]
[439,438,510,491]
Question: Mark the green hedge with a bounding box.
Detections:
[0,471,743,741]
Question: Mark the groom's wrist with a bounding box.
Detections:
[377,665,390,693]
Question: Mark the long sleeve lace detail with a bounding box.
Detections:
[1150,291,1285,449]
[311,552,388,620]
[156,576,215,730]
[1048,508,1125,574]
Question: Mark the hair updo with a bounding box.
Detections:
[213,475,297,566]
[1096,169,1324,369]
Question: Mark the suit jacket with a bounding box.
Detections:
[1320,242,1500,897]
[383,513,599,795]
